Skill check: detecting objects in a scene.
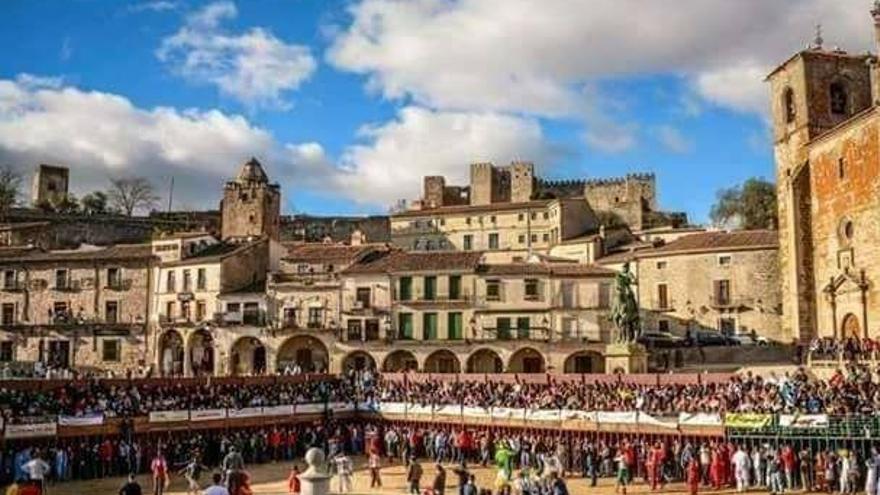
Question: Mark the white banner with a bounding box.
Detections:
[377,402,406,415]
[527,409,561,422]
[491,407,520,420]
[263,405,295,417]
[296,403,325,415]
[228,407,263,418]
[434,405,462,417]
[149,410,189,423]
[779,414,829,428]
[330,402,355,413]
[190,409,227,422]
[462,406,492,419]
[678,412,723,427]
[637,413,679,429]
[5,422,57,439]
[58,414,104,426]
[561,410,597,422]
[597,411,639,424]
[407,404,434,416]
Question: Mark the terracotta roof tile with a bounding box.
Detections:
[640,230,778,256]
[391,200,554,218]
[0,244,155,263]
[282,243,387,264]
[344,251,484,274]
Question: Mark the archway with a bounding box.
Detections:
[341,351,377,372]
[466,348,503,373]
[563,351,605,374]
[423,350,461,373]
[230,337,267,376]
[158,330,184,377]
[841,313,861,340]
[382,350,418,372]
[188,329,215,377]
[508,347,545,373]
[276,335,329,373]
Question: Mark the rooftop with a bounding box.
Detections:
[344,250,484,274]
[0,243,154,263]
[392,199,555,218]
[282,243,388,265]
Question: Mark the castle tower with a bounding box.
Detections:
[767,30,873,342]
[220,158,281,241]
[509,161,535,203]
[470,163,494,206]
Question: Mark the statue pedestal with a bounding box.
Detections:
[299,447,331,495]
[605,343,648,374]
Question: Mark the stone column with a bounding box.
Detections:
[299,448,331,495]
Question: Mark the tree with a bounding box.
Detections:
[80,191,109,215]
[107,177,160,216]
[52,193,80,214]
[710,177,778,230]
[0,166,22,218]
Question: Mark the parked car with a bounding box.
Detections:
[637,331,686,349]
[692,330,736,346]
[730,334,770,346]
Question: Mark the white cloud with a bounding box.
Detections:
[129,1,179,13]
[0,77,553,211]
[157,1,317,110]
[654,125,693,154]
[584,123,638,154]
[328,0,873,116]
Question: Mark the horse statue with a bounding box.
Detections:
[610,262,641,344]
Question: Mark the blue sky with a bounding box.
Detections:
[0,0,873,222]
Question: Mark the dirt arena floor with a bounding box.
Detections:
[18,457,772,495]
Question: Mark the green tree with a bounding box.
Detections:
[0,165,22,218]
[710,177,778,230]
[80,191,109,215]
[52,193,80,214]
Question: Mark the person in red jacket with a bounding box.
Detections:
[287,465,301,495]
[781,444,796,490]
[100,439,114,478]
[270,429,283,462]
[650,443,666,490]
[710,448,724,490]
[687,457,701,495]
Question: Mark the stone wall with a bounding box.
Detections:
[281,215,391,243]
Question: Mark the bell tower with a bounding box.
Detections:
[220,157,281,242]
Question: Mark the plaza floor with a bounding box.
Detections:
[25,458,778,495]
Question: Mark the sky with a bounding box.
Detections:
[0,0,875,222]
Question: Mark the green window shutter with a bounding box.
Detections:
[423,312,437,340]
[399,313,413,339]
[497,317,511,340]
[516,317,530,339]
[424,276,436,300]
[448,312,462,340]
[449,275,461,300]
[400,277,412,301]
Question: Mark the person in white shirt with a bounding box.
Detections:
[203,473,230,495]
[335,453,353,493]
[732,445,750,492]
[24,451,51,494]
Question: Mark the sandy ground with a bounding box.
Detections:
[13,457,774,495]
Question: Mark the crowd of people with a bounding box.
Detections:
[370,365,880,415]
[810,337,879,363]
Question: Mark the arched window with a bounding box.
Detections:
[783,87,796,123]
[830,82,848,116]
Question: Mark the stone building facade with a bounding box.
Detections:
[599,231,783,342]
[220,158,281,242]
[0,244,154,373]
[30,164,69,207]
[769,7,880,342]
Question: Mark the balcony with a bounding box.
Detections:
[482,326,551,341]
[0,280,26,292]
[54,279,81,292]
[105,279,133,291]
[651,298,676,312]
[271,272,340,286]
[709,295,753,310]
[214,310,267,327]
[395,294,475,309]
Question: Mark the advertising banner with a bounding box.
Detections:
[678,412,723,427]
[263,405,295,417]
[148,410,189,423]
[190,409,227,422]
[779,414,829,428]
[5,422,57,439]
[724,413,773,429]
[58,414,104,426]
[227,407,263,419]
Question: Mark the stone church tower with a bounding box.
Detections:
[767,20,876,342]
[221,158,281,242]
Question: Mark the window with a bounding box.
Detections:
[497,317,511,340]
[182,269,192,292]
[518,235,526,244]
[719,317,736,336]
[166,271,176,293]
[530,212,537,220]
[561,281,575,309]
[542,212,549,220]
[598,282,611,308]
[423,276,436,300]
[463,235,473,251]
[718,255,732,266]
[516,317,530,339]
[830,82,848,116]
[714,279,731,306]
[180,301,191,321]
[398,313,413,340]
[356,288,371,308]
[55,269,68,290]
[308,308,322,328]
[658,320,670,333]
[364,319,380,341]
[844,220,854,240]
[838,157,846,180]
[423,312,438,340]
[2,270,14,290]
[101,339,120,362]
[107,268,121,288]
[197,268,206,290]
[165,301,175,320]
[488,233,499,250]
[518,213,524,222]
[0,342,12,362]
[530,234,537,243]
[196,300,206,321]
[447,312,463,340]
[783,87,796,123]
[486,280,501,301]
[399,277,413,301]
[657,284,669,310]
[52,302,68,322]
[542,233,549,242]
[524,279,540,301]
[465,217,472,225]
[656,261,667,270]
[283,308,297,327]
[105,301,118,324]
[1,303,14,325]
[448,275,461,300]
[226,302,240,314]
[490,215,496,223]
[347,320,362,341]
